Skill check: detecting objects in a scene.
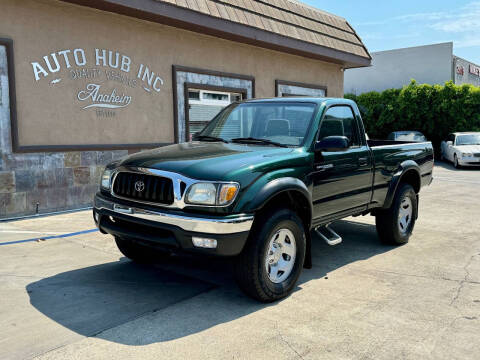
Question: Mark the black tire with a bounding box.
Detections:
[375,184,417,245]
[454,154,460,168]
[234,208,306,302]
[115,236,169,263]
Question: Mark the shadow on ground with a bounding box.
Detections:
[27,219,395,345]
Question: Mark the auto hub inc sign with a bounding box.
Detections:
[30,48,164,116]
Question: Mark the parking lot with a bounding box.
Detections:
[1,161,479,360]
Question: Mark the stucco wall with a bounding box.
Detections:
[1,0,342,149]
[0,0,343,218]
[344,42,453,94]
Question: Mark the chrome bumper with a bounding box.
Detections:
[94,195,254,234]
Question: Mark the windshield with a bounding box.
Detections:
[395,132,426,141]
[456,134,480,145]
[197,102,317,146]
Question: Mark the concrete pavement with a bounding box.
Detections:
[0,161,479,359]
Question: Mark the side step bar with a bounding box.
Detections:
[315,224,342,246]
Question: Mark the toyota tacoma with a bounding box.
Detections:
[93,98,434,302]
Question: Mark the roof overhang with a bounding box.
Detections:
[60,0,371,68]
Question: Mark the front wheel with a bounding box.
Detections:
[375,184,417,245]
[234,208,306,302]
[454,154,460,168]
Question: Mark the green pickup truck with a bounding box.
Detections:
[93,98,434,302]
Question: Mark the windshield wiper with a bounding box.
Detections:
[194,135,229,143]
[231,137,288,147]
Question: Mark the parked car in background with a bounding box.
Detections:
[388,131,427,142]
[441,132,480,168]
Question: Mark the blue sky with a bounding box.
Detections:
[302,0,480,64]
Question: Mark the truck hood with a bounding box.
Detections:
[117,142,309,183]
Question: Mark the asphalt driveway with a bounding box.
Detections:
[0,161,479,360]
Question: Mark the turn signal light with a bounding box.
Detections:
[192,237,218,249]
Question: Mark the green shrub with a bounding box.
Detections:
[345,80,480,153]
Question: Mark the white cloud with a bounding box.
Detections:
[357,1,480,32]
[455,36,480,48]
[429,2,480,33]
[356,1,480,50]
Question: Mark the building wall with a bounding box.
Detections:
[344,42,453,94]
[454,56,480,87]
[0,0,344,218]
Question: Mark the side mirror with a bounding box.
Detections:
[315,136,350,152]
[191,132,200,141]
[446,141,453,146]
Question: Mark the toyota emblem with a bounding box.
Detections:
[134,180,145,192]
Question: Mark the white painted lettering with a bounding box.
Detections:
[73,48,86,66]
[43,53,61,73]
[58,50,72,68]
[95,49,106,66]
[108,50,119,69]
[153,76,164,92]
[31,62,49,81]
[142,66,154,86]
[120,55,131,72]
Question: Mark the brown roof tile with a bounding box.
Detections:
[154,0,370,61]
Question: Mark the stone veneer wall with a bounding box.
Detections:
[0,44,130,218]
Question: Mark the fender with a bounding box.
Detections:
[247,177,312,215]
[242,176,314,270]
[382,160,421,209]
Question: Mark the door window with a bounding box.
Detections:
[319,106,360,146]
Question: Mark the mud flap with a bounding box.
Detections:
[303,231,312,269]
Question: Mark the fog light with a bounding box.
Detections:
[192,237,217,249]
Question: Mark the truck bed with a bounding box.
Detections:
[367,139,434,208]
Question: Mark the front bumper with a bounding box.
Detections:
[458,157,480,166]
[93,193,253,256]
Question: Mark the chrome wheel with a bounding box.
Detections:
[397,196,413,234]
[265,229,296,284]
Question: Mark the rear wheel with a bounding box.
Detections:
[234,208,306,302]
[115,236,170,263]
[375,184,417,245]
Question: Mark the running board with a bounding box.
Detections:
[315,224,342,246]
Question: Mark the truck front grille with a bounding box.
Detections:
[112,172,174,205]
[474,153,480,158]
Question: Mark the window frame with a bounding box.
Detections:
[184,82,248,140]
[316,104,363,148]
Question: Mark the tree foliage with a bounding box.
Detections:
[345,80,480,153]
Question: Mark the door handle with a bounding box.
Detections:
[316,164,334,171]
[358,157,368,166]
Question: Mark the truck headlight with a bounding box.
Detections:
[100,169,113,190]
[186,182,239,206]
[462,152,473,157]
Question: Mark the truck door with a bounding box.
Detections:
[311,105,373,221]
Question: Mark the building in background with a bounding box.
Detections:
[0,0,370,218]
[344,42,480,94]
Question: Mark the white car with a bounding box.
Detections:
[441,132,480,168]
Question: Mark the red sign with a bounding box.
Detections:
[470,64,480,77]
[456,66,464,75]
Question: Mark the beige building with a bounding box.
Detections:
[0,0,370,218]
